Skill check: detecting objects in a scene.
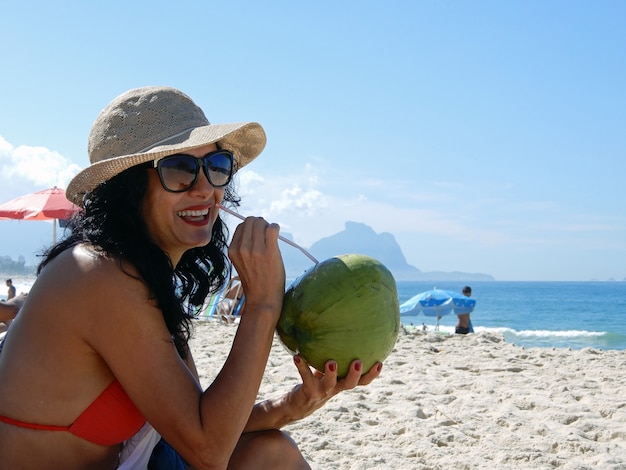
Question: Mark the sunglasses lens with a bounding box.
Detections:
[158,155,199,192]
[204,152,233,187]
[156,151,234,192]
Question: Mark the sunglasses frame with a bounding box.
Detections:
[153,150,234,192]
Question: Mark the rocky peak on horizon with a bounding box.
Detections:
[280,221,494,281]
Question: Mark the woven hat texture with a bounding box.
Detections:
[66,86,266,205]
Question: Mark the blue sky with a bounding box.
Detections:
[0,1,624,281]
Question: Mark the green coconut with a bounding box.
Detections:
[276,253,400,378]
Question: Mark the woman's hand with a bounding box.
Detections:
[228,217,285,320]
[285,356,383,421]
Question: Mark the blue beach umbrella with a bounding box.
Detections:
[400,289,476,317]
[449,292,476,315]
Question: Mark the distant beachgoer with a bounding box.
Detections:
[5,279,15,301]
[455,285,473,334]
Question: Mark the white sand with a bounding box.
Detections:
[190,321,626,470]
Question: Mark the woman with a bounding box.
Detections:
[0,86,382,469]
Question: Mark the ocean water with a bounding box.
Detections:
[5,275,626,351]
[397,281,626,350]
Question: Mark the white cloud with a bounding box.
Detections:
[269,187,327,215]
[0,135,81,193]
[238,166,328,216]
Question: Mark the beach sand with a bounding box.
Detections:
[190,321,626,470]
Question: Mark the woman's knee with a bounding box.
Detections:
[229,430,310,470]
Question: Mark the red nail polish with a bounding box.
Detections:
[294,356,301,365]
[329,362,337,372]
[354,361,362,372]
[377,363,383,373]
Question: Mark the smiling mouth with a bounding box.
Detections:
[177,208,209,221]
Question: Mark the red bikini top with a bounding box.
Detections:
[0,379,146,446]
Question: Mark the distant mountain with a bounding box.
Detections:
[280,221,494,281]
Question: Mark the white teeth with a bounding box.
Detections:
[177,209,209,217]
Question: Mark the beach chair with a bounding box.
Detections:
[192,284,228,321]
[216,278,244,324]
[231,294,245,317]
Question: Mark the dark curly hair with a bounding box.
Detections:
[39,164,238,358]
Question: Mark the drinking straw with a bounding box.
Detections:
[217,204,319,264]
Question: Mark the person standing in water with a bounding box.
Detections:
[455,285,474,334]
[5,280,15,301]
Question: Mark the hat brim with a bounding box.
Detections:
[66,122,266,206]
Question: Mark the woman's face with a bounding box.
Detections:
[143,143,225,265]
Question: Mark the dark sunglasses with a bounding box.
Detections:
[154,150,234,192]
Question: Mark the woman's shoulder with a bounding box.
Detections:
[35,244,145,304]
[43,244,138,280]
[27,245,155,329]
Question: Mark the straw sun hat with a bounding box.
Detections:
[66,86,266,206]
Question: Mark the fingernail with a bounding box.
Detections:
[354,361,362,372]
[294,355,301,365]
[377,363,383,373]
[329,362,337,372]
